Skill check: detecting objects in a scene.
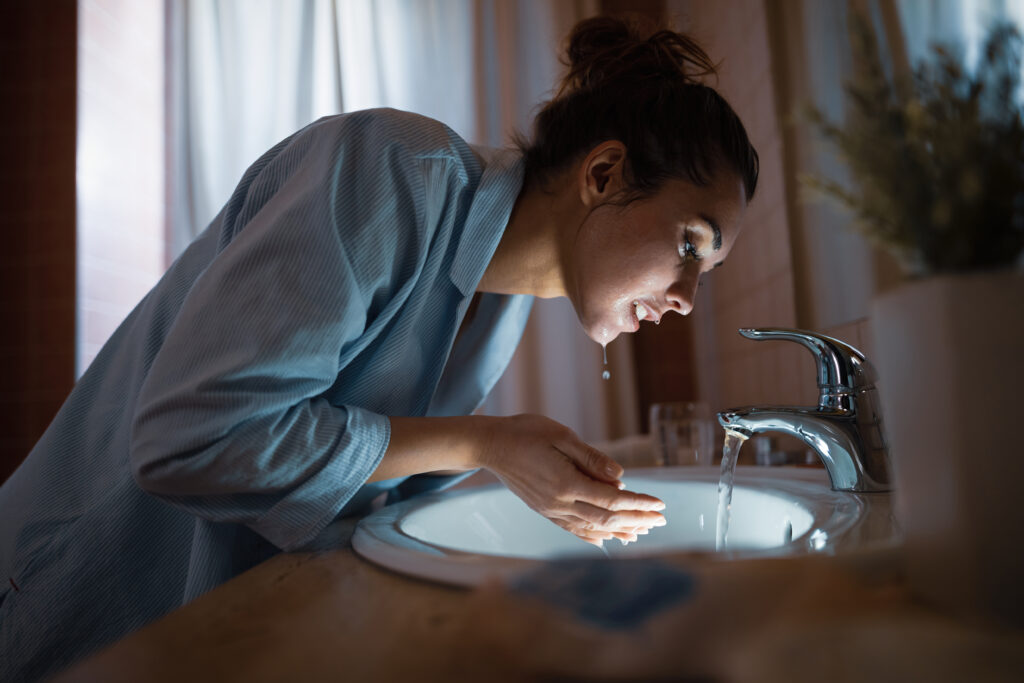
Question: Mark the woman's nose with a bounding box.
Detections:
[666,273,700,316]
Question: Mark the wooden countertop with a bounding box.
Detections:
[53,542,1024,682]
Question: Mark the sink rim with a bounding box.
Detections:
[352,466,897,588]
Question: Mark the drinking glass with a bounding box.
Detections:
[648,401,715,466]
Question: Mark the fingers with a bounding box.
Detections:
[573,477,666,513]
[553,514,644,539]
[611,525,652,543]
[554,517,652,548]
[553,434,666,513]
[548,464,667,536]
[551,517,612,538]
[555,437,623,487]
[551,517,613,547]
[564,501,666,534]
[579,535,609,548]
[616,526,650,539]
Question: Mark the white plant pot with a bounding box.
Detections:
[871,270,1024,625]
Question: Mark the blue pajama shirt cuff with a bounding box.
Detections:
[251,406,392,551]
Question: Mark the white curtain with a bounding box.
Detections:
[168,0,338,257]
[167,0,639,442]
[896,0,1024,68]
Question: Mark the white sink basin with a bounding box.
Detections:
[352,466,895,587]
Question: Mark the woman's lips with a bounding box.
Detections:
[627,300,646,332]
[628,300,663,330]
[617,300,656,335]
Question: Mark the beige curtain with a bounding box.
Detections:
[763,0,905,332]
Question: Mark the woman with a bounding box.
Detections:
[0,16,757,681]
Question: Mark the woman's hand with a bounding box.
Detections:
[477,414,666,547]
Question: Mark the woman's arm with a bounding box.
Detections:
[130,115,434,552]
[378,414,666,545]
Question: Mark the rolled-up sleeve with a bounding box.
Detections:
[130,116,430,551]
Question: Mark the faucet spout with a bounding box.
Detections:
[718,406,890,492]
[716,328,892,493]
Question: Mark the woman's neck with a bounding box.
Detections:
[477,176,579,298]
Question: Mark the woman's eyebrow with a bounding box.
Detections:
[698,213,722,250]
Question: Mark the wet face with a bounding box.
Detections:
[568,168,748,344]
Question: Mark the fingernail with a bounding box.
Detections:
[616,480,626,490]
[606,464,621,478]
[654,517,667,527]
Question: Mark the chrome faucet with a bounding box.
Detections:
[717,328,892,492]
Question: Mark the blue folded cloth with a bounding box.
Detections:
[509,558,695,630]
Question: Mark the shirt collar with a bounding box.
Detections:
[448,147,525,297]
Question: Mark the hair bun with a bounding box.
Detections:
[560,16,716,95]
[566,16,635,69]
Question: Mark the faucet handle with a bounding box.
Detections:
[739,328,878,397]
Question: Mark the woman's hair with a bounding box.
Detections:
[520,16,759,203]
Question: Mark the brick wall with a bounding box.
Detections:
[0,2,79,483]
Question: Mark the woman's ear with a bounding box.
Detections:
[578,141,627,208]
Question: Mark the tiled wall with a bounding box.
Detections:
[0,2,79,483]
[77,0,166,374]
[669,0,873,436]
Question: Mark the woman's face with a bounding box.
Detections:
[568,169,748,344]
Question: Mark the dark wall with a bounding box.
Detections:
[0,1,78,483]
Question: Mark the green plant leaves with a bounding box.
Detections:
[803,17,1024,275]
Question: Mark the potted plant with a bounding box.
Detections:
[805,20,1024,625]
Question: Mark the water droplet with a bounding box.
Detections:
[602,370,611,380]
[600,343,610,380]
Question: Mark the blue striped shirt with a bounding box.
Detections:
[0,108,531,681]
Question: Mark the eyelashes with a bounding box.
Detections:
[678,239,699,265]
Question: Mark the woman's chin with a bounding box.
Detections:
[585,319,628,345]
[575,302,633,344]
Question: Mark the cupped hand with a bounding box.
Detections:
[477,414,666,547]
